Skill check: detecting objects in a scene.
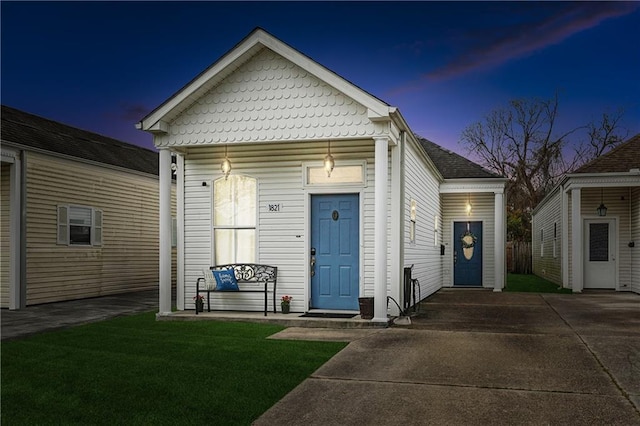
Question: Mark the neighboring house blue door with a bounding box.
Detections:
[453,221,483,286]
[310,194,359,310]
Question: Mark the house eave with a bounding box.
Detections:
[440,178,508,194]
[563,171,640,192]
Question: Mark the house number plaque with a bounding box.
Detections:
[268,204,281,212]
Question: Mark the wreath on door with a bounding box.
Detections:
[460,230,477,249]
[460,230,477,260]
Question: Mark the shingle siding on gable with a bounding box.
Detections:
[156,49,385,147]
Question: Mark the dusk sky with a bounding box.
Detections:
[2,1,639,156]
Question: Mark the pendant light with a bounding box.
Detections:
[324,140,335,177]
[221,145,231,180]
[596,187,607,217]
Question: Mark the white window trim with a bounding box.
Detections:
[303,160,367,187]
[540,228,544,258]
[57,204,103,247]
[211,175,258,265]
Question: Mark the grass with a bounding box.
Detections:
[1,313,346,425]
[505,273,573,294]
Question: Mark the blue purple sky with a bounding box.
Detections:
[2,1,639,154]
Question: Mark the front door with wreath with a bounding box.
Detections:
[453,221,483,286]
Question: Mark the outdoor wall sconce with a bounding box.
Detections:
[597,187,607,217]
[171,154,177,176]
[324,140,335,177]
[221,145,231,180]
[465,194,473,216]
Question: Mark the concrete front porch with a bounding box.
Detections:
[157,309,392,329]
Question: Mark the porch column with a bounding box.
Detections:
[373,136,389,322]
[571,188,583,292]
[176,153,185,311]
[493,190,505,291]
[159,148,172,314]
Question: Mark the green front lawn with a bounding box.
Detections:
[1,313,346,425]
[506,273,573,293]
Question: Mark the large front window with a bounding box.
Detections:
[213,175,256,264]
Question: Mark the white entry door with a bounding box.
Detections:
[583,219,616,289]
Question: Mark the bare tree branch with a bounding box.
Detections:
[460,95,627,241]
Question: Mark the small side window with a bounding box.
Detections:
[58,205,102,246]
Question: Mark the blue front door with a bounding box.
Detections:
[454,221,483,286]
[310,194,359,310]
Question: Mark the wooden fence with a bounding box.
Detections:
[506,241,532,274]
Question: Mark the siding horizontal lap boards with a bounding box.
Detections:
[24,153,176,305]
[183,142,376,313]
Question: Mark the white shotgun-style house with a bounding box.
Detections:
[138,28,508,320]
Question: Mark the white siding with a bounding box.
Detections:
[632,187,640,294]
[158,48,387,147]
[183,141,378,312]
[1,163,9,308]
[441,192,496,288]
[403,140,442,302]
[23,152,176,305]
[532,188,562,284]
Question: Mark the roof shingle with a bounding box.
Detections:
[572,133,640,174]
[415,135,502,179]
[1,105,158,176]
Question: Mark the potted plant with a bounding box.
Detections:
[193,294,205,312]
[281,295,292,314]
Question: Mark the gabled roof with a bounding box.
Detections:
[415,135,502,179]
[572,133,640,174]
[138,27,394,133]
[1,105,158,176]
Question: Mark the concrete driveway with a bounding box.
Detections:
[256,290,640,425]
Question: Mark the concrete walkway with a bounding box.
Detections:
[256,290,640,425]
[1,289,159,341]
[2,288,638,424]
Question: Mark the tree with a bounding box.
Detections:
[461,95,627,241]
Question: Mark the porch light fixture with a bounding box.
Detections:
[597,187,607,217]
[324,140,335,177]
[221,145,231,180]
[465,194,472,216]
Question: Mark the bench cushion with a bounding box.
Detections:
[213,269,239,291]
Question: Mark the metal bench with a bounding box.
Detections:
[195,264,278,316]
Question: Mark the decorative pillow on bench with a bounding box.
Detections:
[212,269,239,291]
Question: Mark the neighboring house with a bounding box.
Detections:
[137,28,507,320]
[532,134,640,293]
[1,105,176,309]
